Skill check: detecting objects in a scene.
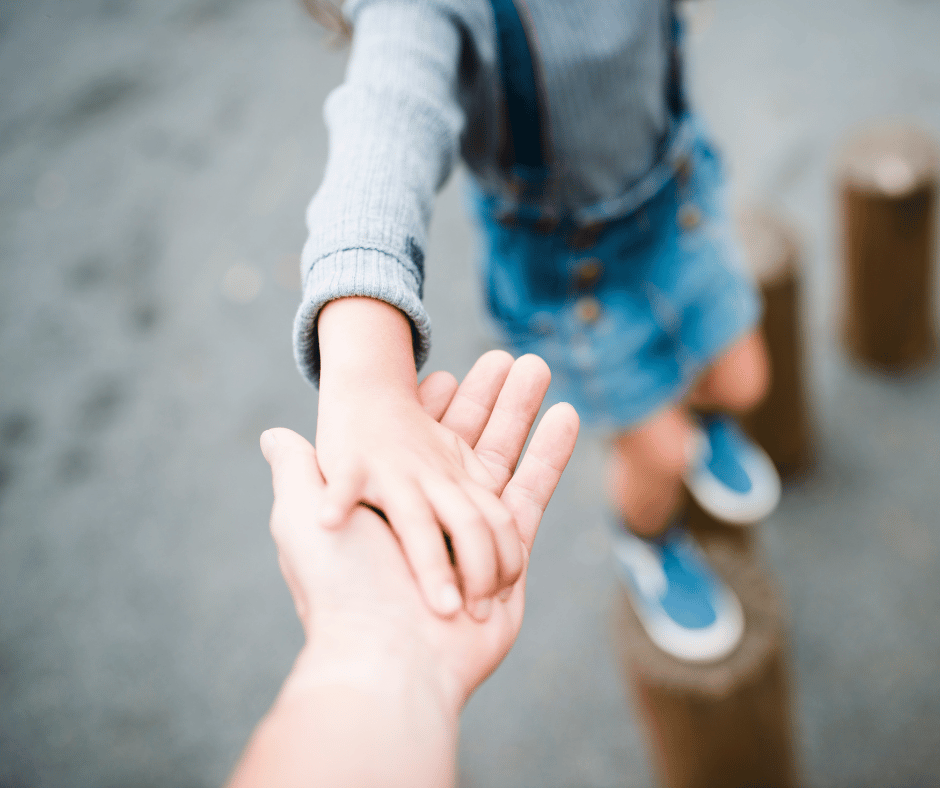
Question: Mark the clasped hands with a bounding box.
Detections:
[228,352,579,787]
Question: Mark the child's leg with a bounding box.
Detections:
[606,329,769,537]
[606,404,747,663]
[606,406,696,537]
[682,328,781,525]
[687,329,770,414]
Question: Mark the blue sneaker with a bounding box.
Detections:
[610,522,744,662]
[685,415,781,525]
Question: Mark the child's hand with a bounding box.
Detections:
[235,360,577,788]
[256,356,577,714]
[317,343,535,621]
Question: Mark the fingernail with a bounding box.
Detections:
[473,597,492,620]
[260,430,282,459]
[437,584,462,615]
[498,586,513,602]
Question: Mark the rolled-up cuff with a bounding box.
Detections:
[292,247,431,387]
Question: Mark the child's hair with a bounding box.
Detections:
[300,0,353,42]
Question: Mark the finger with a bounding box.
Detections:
[459,477,524,591]
[502,402,579,552]
[261,429,327,563]
[456,435,502,495]
[260,428,324,513]
[440,349,514,448]
[318,463,367,529]
[473,354,552,495]
[378,484,463,618]
[424,479,499,621]
[418,370,459,421]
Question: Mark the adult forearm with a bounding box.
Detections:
[227,645,458,788]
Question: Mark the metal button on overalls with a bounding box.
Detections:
[675,154,693,184]
[496,209,520,229]
[575,295,602,325]
[533,215,560,234]
[567,222,604,251]
[677,203,702,231]
[572,258,604,292]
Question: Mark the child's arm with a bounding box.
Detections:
[227,357,579,788]
[295,2,510,618]
[316,296,522,620]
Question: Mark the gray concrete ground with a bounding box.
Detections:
[1,0,939,785]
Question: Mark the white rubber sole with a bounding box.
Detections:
[610,528,745,663]
[685,427,781,526]
[625,579,744,663]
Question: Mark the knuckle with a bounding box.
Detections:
[492,504,514,533]
[461,541,498,591]
[504,547,524,581]
[465,507,488,533]
[444,431,465,457]
[463,570,492,598]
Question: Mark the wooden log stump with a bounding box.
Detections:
[836,124,940,371]
[738,209,815,480]
[611,503,798,788]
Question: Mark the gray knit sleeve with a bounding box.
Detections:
[293,1,475,386]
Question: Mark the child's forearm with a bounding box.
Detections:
[227,643,458,788]
[318,296,420,399]
[293,0,469,388]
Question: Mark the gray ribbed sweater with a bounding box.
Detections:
[294,0,672,384]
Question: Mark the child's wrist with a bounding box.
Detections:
[318,297,419,393]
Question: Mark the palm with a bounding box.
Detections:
[266,352,578,712]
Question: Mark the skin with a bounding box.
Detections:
[316,291,769,618]
[316,297,524,621]
[606,329,771,536]
[227,352,579,788]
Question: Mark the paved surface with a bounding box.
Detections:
[2,1,939,786]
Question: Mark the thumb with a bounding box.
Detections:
[260,428,325,509]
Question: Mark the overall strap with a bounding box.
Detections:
[666,0,688,120]
[488,0,548,196]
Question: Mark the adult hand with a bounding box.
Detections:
[277,351,577,708]
[227,352,579,787]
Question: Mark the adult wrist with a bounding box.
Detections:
[286,637,459,725]
[238,642,459,788]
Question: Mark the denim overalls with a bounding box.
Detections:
[471,0,761,428]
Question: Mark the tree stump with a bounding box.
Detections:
[738,209,815,480]
[837,124,940,371]
[611,502,799,788]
